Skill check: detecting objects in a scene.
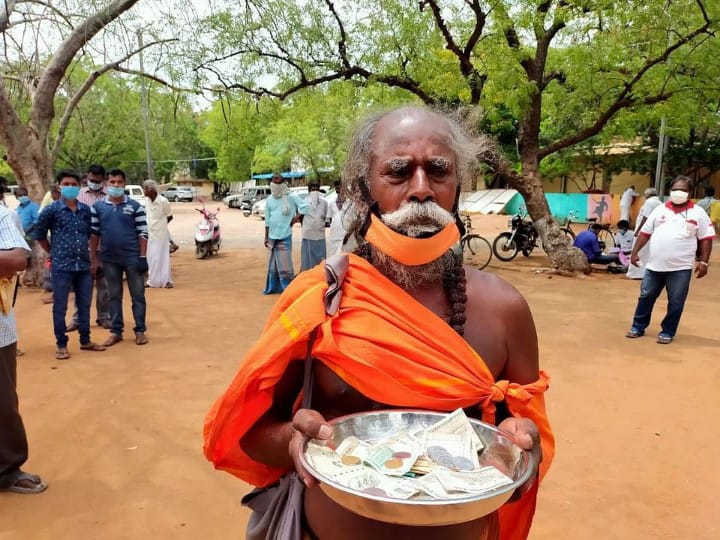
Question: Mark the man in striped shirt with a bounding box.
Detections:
[90,169,150,346]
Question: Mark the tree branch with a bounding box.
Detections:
[0,0,18,32]
[322,0,351,69]
[49,39,179,165]
[19,0,74,28]
[31,0,141,136]
[540,11,714,160]
[113,67,201,93]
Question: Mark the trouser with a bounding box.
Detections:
[589,254,620,265]
[42,260,52,292]
[0,342,28,487]
[104,261,147,335]
[52,269,93,348]
[71,268,110,325]
[631,268,692,337]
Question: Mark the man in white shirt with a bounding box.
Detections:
[626,176,714,344]
[299,181,329,271]
[143,180,174,288]
[619,185,639,223]
[626,188,663,280]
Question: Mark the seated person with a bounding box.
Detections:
[574,224,620,265]
[614,220,634,254]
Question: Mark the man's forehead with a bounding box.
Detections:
[372,111,453,154]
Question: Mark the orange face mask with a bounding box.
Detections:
[364,213,460,266]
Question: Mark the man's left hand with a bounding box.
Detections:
[136,257,148,274]
[695,262,708,279]
[497,416,541,498]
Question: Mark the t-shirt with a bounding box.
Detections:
[144,195,172,240]
[614,230,634,253]
[573,230,601,260]
[640,201,715,272]
[265,194,309,240]
[90,196,148,264]
[301,195,329,241]
[620,188,638,207]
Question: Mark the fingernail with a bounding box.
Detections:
[318,425,333,438]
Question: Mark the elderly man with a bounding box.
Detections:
[143,180,173,288]
[34,171,106,359]
[204,107,553,540]
[90,169,149,346]
[626,176,714,344]
[0,202,47,494]
[66,164,111,331]
[299,181,329,271]
[626,188,662,280]
[263,174,309,294]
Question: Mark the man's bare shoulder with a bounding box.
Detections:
[464,266,527,313]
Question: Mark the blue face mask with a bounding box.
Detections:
[61,186,80,200]
[107,186,125,198]
[17,195,30,205]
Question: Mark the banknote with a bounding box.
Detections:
[415,471,473,500]
[415,408,483,452]
[433,466,513,494]
[363,430,423,476]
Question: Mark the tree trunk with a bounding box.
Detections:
[510,167,589,273]
[3,127,52,201]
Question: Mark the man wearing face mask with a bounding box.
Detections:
[626,176,715,344]
[14,187,42,288]
[262,174,309,294]
[34,171,106,359]
[205,107,553,540]
[66,164,111,331]
[90,169,149,347]
[299,181,329,271]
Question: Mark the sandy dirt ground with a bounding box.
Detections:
[1,202,718,540]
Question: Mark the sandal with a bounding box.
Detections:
[80,342,106,352]
[0,471,48,494]
[625,328,644,339]
[657,333,673,344]
[55,348,70,360]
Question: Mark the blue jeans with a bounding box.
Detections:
[103,261,147,335]
[52,269,93,348]
[631,269,692,337]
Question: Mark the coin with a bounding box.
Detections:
[393,451,411,459]
[427,446,454,467]
[341,455,361,466]
[384,458,403,469]
[452,456,475,471]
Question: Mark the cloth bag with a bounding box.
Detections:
[241,255,349,540]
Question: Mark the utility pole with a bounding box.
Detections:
[138,31,155,181]
[654,116,668,195]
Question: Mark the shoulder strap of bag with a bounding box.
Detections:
[301,328,318,409]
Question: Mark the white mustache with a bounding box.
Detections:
[381,202,454,238]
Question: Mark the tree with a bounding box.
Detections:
[195,0,718,272]
[0,0,179,200]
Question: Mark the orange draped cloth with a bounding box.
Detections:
[204,254,554,540]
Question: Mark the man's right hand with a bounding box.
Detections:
[264,238,270,248]
[90,258,102,276]
[630,252,640,267]
[289,408,334,487]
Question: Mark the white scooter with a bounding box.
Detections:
[194,200,222,259]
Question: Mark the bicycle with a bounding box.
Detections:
[460,213,492,270]
[560,211,615,250]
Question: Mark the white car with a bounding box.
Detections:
[124,184,146,204]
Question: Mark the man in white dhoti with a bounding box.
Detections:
[620,185,639,224]
[143,181,174,288]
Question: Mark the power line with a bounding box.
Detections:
[129,157,218,164]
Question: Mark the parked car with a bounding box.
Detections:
[163,185,195,202]
[226,186,272,210]
[125,184,146,204]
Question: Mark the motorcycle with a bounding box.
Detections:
[194,200,222,259]
[240,200,252,217]
[492,208,540,261]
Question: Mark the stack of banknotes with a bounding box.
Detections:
[305,408,518,500]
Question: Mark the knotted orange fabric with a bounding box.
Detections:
[204,254,554,540]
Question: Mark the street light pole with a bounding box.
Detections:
[654,116,668,195]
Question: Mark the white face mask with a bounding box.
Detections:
[669,190,689,205]
[309,191,320,203]
[270,182,288,198]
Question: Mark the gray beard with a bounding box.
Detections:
[370,248,457,290]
